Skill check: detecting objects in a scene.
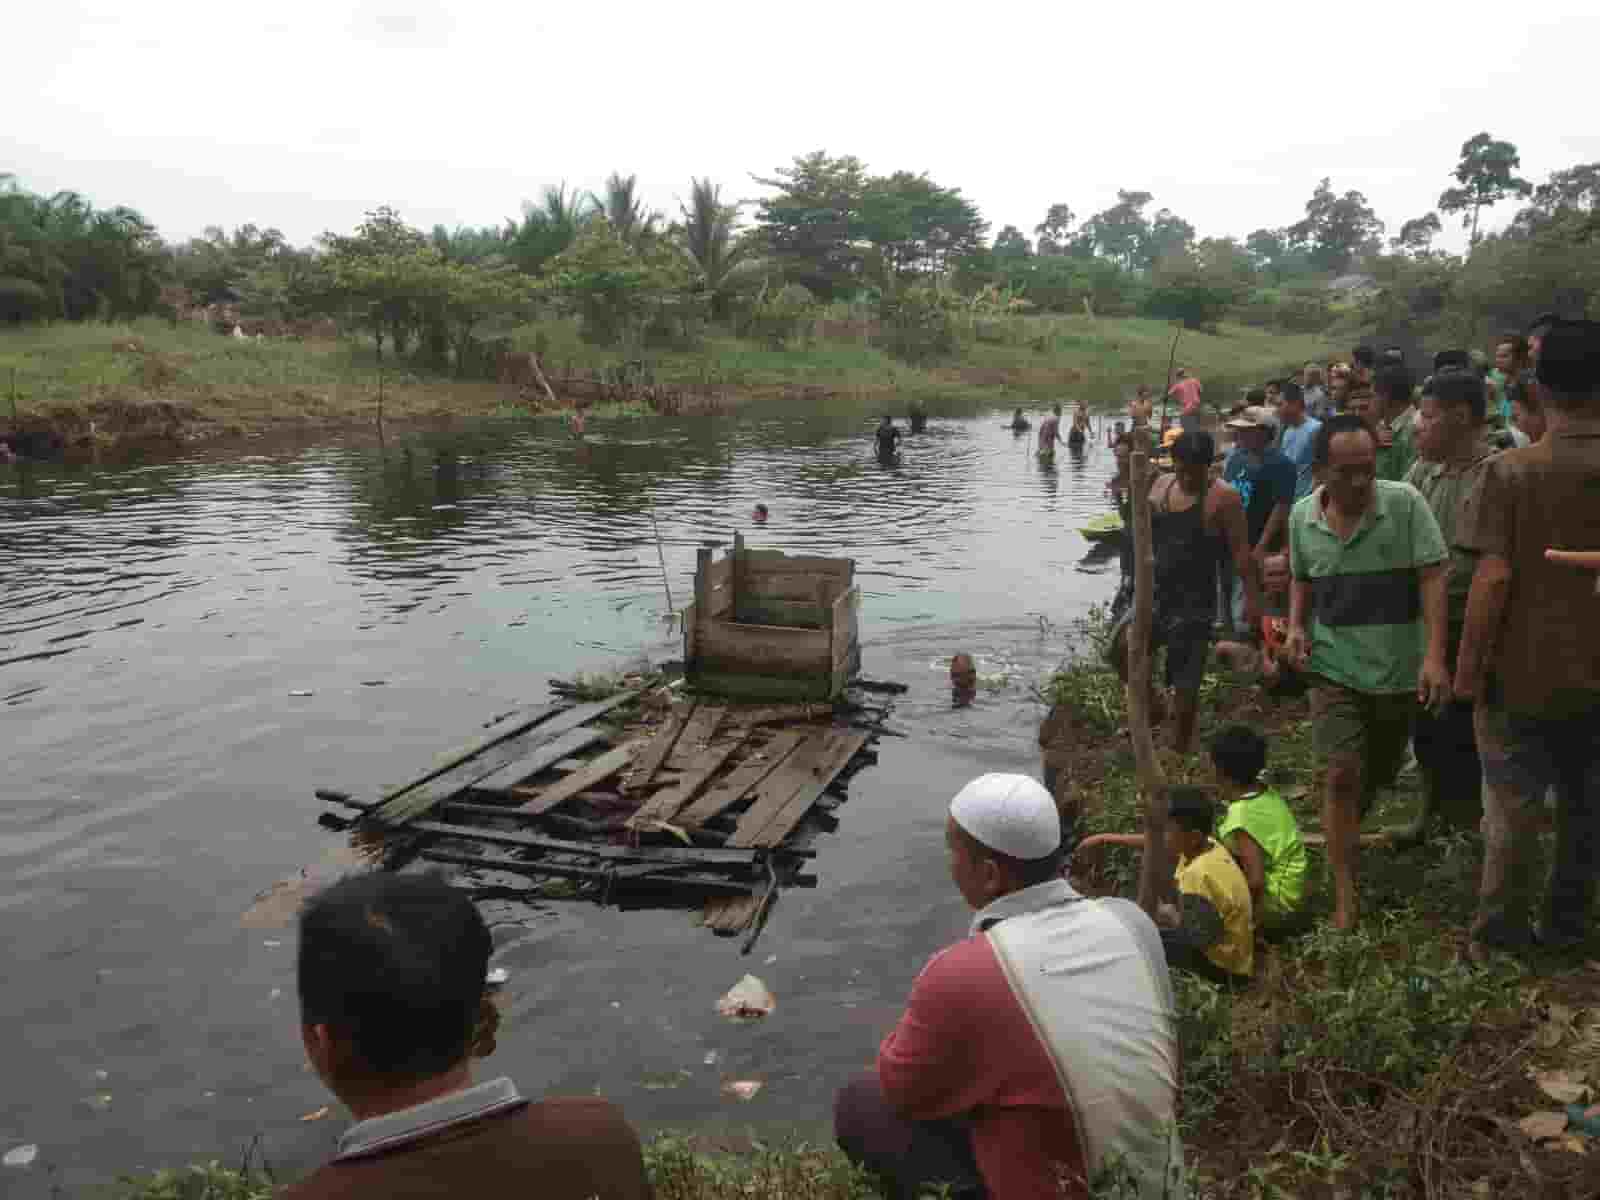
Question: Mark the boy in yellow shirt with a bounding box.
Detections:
[1158,787,1254,984]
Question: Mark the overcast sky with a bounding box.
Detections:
[6,0,1599,256]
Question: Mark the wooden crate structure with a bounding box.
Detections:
[683,534,861,701]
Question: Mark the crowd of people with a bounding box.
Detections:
[1103,316,1599,952]
[266,319,1594,1200]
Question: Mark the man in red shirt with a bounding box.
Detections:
[1167,368,1203,429]
[835,774,1184,1200]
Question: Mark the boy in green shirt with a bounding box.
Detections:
[1209,724,1308,934]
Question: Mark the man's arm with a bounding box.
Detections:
[876,948,981,1120]
[1417,562,1451,708]
[1216,487,1262,628]
[1161,892,1224,953]
[1453,554,1513,700]
[1224,831,1268,926]
[1256,501,1290,559]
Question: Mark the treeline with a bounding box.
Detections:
[1,134,1596,372]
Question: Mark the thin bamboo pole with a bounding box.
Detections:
[1131,330,1181,917]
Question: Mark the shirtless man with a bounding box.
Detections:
[1107,430,1261,754]
[1037,404,1064,458]
[1068,401,1092,450]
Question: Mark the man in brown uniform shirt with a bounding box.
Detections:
[283,873,651,1200]
[1455,320,1600,963]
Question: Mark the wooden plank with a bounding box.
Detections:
[458,726,609,793]
[741,550,853,577]
[376,701,567,803]
[423,850,756,896]
[507,743,636,815]
[629,730,748,829]
[695,620,831,675]
[735,598,826,629]
[702,894,763,934]
[677,730,807,829]
[363,691,639,825]
[728,728,870,849]
[627,701,696,792]
[397,818,768,869]
[686,670,833,702]
[668,703,726,763]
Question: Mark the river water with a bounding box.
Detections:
[0,403,1123,1191]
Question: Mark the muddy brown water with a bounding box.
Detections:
[0,402,1124,1191]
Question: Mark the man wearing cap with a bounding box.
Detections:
[1455,319,1600,963]
[835,774,1184,1200]
[1223,405,1296,631]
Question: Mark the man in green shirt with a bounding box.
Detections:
[1399,369,1495,844]
[1372,363,1418,482]
[1284,414,1450,932]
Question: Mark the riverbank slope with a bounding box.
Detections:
[1,316,1331,449]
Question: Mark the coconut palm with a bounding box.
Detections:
[589,172,661,249]
[677,177,766,319]
[504,182,595,275]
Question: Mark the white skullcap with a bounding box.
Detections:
[949,773,1061,861]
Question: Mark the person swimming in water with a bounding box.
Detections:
[1009,408,1031,433]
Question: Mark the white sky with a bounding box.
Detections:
[6,0,1599,256]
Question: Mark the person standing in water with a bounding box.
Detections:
[1009,408,1031,433]
[875,415,903,462]
[1068,400,1092,450]
[1037,404,1064,459]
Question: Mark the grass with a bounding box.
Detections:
[0,313,1334,448]
[1042,615,1600,1198]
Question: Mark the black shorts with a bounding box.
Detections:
[1109,610,1212,695]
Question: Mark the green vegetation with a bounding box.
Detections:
[1043,617,1600,1198]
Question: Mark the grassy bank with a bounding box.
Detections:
[1045,611,1600,1197]
[0,315,1331,448]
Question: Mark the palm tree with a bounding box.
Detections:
[677,177,765,318]
[504,182,595,275]
[590,172,661,249]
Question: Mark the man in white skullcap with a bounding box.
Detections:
[834,774,1185,1200]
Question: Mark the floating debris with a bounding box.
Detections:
[721,1080,763,1101]
[717,975,776,1021]
[289,690,314,698]
[486,967,510,985]
[3,1145,38,1168]
[300,1106,330,1122]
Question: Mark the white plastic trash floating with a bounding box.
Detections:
[721,1080,763,1101]
[716,975,776,1021]
[4,1145,38,1168]
[486,967,509,985]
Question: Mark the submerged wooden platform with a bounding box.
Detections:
[314,682,885,951]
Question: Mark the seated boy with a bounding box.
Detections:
[1158,787,1253,985]
[1209,725,1308,936]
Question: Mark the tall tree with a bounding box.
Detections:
[1289,178,1384,273]
[1032,203,1075,255]
[504,183,595,276]
[676,177,765,318]
[1082,190,1153,270]
[752,151,871,299]
[589,172,661,249]
[857,171,988,279]
[1144,208,1196,267]
[1438,132,1533,247]
[1392,212,1443,256]
[993,225,1032,260]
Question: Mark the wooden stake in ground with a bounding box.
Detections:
[1130,331,1181,917]
[529,351,558,410]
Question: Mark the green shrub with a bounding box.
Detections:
[877,284,957,363]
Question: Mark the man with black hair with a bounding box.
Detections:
[1525,312,1561,369]
[876,415,903,462]
[1210,725,1308,935]
[1489,334,1531,432]
[1108,430,1260,755]
[1399,369,1496,844]
[1158,787,1253,983]
[1352,345,1377,390]
[1276,381,1320,501]
[285,873,649,1200]
[1456,319,1600,962]
[1372,363,1418,481]
[1285,414,1450,931]
[836,774,1185,1200]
